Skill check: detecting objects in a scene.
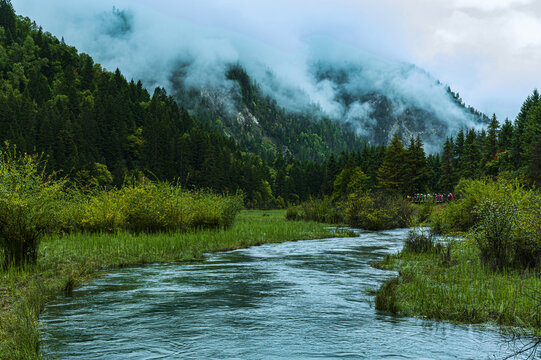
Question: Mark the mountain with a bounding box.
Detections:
[7,5,489,158]
[169,58,488,158]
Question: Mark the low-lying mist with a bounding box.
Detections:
[13,0,486,151]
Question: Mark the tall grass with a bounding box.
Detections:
[376,239,541,335]
[65,183,243,234]
[0,210,352,359]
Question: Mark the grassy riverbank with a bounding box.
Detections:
[375,178,541,342]
[0,210,351,360]
[375,237,541,335]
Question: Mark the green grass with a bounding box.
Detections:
[375,238,541,335]
[0,210,351,360]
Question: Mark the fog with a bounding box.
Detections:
[12,0,493,148]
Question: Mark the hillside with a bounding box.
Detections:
[0,4,283,207]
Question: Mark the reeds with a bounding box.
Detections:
[375,238,541,333]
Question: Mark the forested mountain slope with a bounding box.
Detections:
[0,2,281,206]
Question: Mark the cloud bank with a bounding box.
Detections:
[11,0,538,143]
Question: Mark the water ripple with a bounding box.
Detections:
[40,229,534,359]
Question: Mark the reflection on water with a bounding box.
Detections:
[40,229,536,359]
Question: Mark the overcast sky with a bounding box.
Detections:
[11,0,541,121]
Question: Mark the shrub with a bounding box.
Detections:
[0,146,65,266]
[447,178,541,270]
[285,206,300,221]
[75,189,126,232]
[472,198,518,271]
[344,191,414,230]
[70,182,243,233]
[430,178,533,234]
[286,197,345,224]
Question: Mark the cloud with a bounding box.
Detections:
[11,0,541,130]
[391,0,541,120]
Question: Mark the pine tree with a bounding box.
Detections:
[461,129,480,179]
[376,132,407,193]
[483,114,499,177]
[511,89,540,169]
[439,137,456,192]
[454,129,465,175]
[499,118,513,152]
[404,135,429,194]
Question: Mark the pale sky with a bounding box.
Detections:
[11,0,541,121]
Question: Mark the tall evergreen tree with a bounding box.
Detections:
[511,89,540,169]
[376,132,407,193]
[461,129,480,179]
[454,129,465,175]
[439,137,456,192]
[483,114,499,176]
[404,135,429,194]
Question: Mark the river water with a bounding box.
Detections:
[40,229,535,359]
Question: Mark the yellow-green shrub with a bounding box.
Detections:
[0,146,65,266]
[285,197,345,224]
[344,191,414,230]
[66,182,243,233]
[431,178,541,269]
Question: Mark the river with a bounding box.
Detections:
[40,229,534,359]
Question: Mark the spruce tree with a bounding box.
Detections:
[439,137,455,192]
[404,135,429,194]
[454,129,465,175]
[376,132,407,193]
[461,129,480,179]
[483,114,499,176]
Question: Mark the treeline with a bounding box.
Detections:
[314,89,541,198]
[440,93,541,189]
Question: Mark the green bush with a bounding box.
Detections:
[285,197,345,224]
[0,146,65,266]
[285,206,300,221]
[432,178,541,270]
[344,191,414,230]
[430,178,533,234]
[68,182,243,233]
[472,198,518,271]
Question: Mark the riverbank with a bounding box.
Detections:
[1,210,353,359]
[374,235,541,338]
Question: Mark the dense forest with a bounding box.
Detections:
[1,0,540,211]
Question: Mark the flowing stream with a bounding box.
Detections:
[40,229,533,359]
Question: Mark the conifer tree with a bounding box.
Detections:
[439,137,456,192]
[376,132,407,193]
[404,135,429,194]
[454,129,465,175]
[499,118,513,152]
[483,114,499,176]
[461,129,480,179]
[511,89,540,169]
